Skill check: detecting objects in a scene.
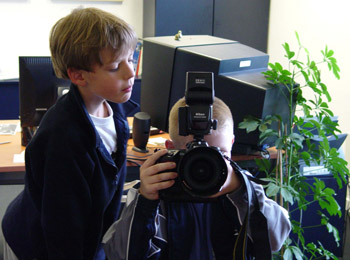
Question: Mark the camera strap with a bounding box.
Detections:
[227,157,272,260]
[224,155,270,186]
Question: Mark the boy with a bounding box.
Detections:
[2,7,138,260]
[103,97,291,259]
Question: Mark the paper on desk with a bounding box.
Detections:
[13,150,25,163]
[123,179,140,191]
[122,180,140,204]
[0,123,19,135]
[148,137,167,146]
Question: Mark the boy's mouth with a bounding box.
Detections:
[123,86,132,92]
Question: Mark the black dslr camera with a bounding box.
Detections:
[157,72,228,202]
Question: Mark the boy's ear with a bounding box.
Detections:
[165,139,175,149]
[67,68,86,87]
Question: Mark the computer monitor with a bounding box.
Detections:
[19,56,71,146]
[140,35,291,154]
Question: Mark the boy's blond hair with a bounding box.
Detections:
[168,97,234,145]
[49,7,137,79]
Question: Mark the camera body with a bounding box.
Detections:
[158,71,228,202]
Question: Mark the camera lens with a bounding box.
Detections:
[188,160,213,183]
[178,146,227,197]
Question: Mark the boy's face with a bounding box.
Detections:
[82,47,135,104]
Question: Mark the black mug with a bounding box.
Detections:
[132,112,151,153]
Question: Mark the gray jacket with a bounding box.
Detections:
[103,170,291,260]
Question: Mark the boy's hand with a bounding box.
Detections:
[209,157,241,198]
[139,149,178,200]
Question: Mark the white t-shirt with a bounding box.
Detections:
[89,102,117,154]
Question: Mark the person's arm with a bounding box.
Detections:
[225,173,291,252]
[103,149,176,260]
[209,156,241,198]
[32,138,96,259]
[103,188,165,260]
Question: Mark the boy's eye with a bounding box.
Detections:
[110,65,119,72]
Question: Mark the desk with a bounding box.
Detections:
[0,120,25,184]
[0,119,168,184]
[0,119,275,184]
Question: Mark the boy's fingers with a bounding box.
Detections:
[141,150,176,177]
[151,161,176,175]
[141,149,168,168]
[139,149,178,200]
[140,178,176,200]
[142,171,177,188]
[149,171,177,184]
[144,179,176,194]
[154,180,176,191]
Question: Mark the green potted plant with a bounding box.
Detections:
[239,32,349,260]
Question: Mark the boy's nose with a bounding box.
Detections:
[124,62,135,79]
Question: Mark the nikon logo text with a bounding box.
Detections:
[195,112,205,116]
[195,79,205,84]
[194,112,206,119]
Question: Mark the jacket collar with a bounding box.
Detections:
[67,83,138,167]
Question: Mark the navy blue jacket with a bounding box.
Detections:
[2,84,138,260]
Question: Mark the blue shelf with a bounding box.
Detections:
[0,79,19,120]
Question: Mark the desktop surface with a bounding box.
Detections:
[0,120,25,173]
[0,119,274,185]
[0,119,167,184]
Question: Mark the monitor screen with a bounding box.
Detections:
[19,56,71,146]
[140,35,291,154]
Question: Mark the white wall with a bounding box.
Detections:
[268,0,350,165]
[0,0,143,80]
[1,0,349,165]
